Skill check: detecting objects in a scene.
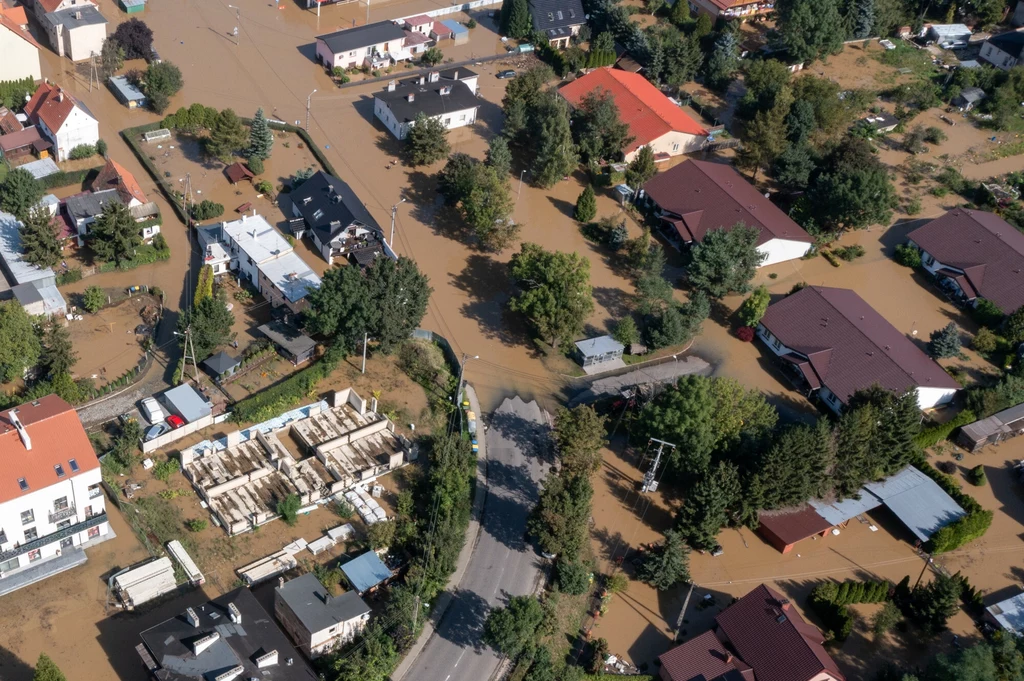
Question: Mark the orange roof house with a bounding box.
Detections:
[24,82,99,161]
[0,7,42,82]
[559,68,708,162]
[90,157,148,205]
[1,4,29,29]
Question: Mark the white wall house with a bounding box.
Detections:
[374,71,479,140]
[981,31,1024,70]
[28,0,84,23]
[274,574,371,658]
[25,83,99,162]
[315,21,409,70]
[0,15,42,82]
[0,396,109,595]
[45,4,106,62]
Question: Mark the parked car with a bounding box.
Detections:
[166,414,185,429]
[497,69,517,79]
[140,397,166,424]
[144,423,169,441]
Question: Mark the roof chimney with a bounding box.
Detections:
[407,92,415,103]
[387,79,396,92]
[452,69,458,80]
[192,632,220,655]
[428,71,439,82]
[74,10,81,19]
[255,650,278,668]
[418,75,425,85]
[8,410,30,450]
[726,653,734,664]
[228,602,242,624]
[57,88,64,102]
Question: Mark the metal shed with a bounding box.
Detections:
[340,551,392,594]
[958,402,1024,452]
[440,19,469,45]
[161,383,212,423]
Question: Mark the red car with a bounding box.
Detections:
[166,414,185,429]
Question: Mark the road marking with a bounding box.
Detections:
[454,650,467,668]
[492,547,511,595]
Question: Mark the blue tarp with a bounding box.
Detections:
[341,551,392,594]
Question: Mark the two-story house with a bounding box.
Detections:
[981,30,1024,70]
[44,4,106,62]
[0,395,109,596]
[0,9,42,81]
[528,0,585,48]
[28,0,87,23]
[315,21,410,71]
[374,69,480,141]
[274,573,371,658]
[24,82,99,162]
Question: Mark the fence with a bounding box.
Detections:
[394,0,500,22]
[141,413,216,454]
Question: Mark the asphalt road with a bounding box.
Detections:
[405,396,550,681]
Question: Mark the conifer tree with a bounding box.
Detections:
[20,205,62,269]
[574,185,597,222]
[247,107,274,160]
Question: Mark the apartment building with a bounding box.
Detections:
[0,395,109,596]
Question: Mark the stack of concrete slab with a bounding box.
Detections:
[166,540,204,586]
[114,557,177,609]
[237,550,297,586]
[344,488,387,525]
[327,523,355,542]
[308,536,336,555]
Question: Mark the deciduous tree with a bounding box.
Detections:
[463,165,516,250]
[366,257,432,353]
[90,201,141,266]
[737,284,770,327]
[484,596,544,657]
[625,145,656,188]
[508,242,594,348]
[0,168,43,221]
[179,295,233,361]
[99,38,124,79]
[553,405,607,477]
[142,61,183,114]
[739,89,793,181]
[573,89,634,163]
[0,301,40,383]
[529,469,593,557]
[407,112,450,166]
[687,224,764,298]
[111,18,153,59]
[530,93,578,188]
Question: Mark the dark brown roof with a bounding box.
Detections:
[0,125,47,153]
[758,506,833,546]
[224,162,254,184]
[758,286,959,406]
[0,107,22,135]
[659,630,752,681]
[715,584,845,681]
[908,208,1024,314]
[643,160,812,246]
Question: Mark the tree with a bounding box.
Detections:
[40,321,77,379]
[501,0,533,39]
[907,573,962,635]
[509,243,594,348]
[773,143,816,191]
[688,224,764,298]
[324,621,398,681]
[805,136,897,231]
[637,528,690,589]
[556,558,592,595]
[421,46,444,65]
[366,257,431,353]
[574,185,597,222]
[0,301,40,383]
[678,460,742,550]
[1003,305,1024,345]
[573,90,634,163]
[625,145,656,188]
[463,165,516,250]
[180,295,234,360]
[872,601,902,635]
[277,493,302,525]
[33,654,67,681]
[82,286,105,313]
[304,264,375,349]
[647,294,709,349]
[774,0,845,64]
[367,519,396,549]
[483,596,545,657]
[739,89,793,181]
[485,135,513,177]
[613,316,640,347]
[99,38,125,79]
[739,59,792,116]
[704,30,739,91]
[662,35,704,86]
[90,201,142,266]
[206,108,248,164]
[530,93,578,188]
[19,206,62,268]
[247,107,274,160]
[529,470,593,557]
[738,285,770,327]
[0,168,43,221]
[438,153,479,206]
[112,18,153,59]
[554,405,607,477]
[142,61,183,114]
[929,322,961,359]
[195,264,214,306]
[407,113,450,166]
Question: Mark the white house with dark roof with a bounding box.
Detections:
[374,70,479,140]
[528,0,585,48]
[981,29,1024,70]
[274,573,371,658]
[315,21,411,70]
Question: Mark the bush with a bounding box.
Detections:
[39,166,102,190]
[914,409,976,449]
[973,298,1005,328]
[82,286,106,313]
[466,18,476,28]
[68,144,97,160]
[822,250,841,267]
[736,326,755,342]
[905,197,922,215]
[834,244,865,261]
[872,601,902,636]
[56,268,82,286]
[191,199,224,221]
[924,127,947,144]
[968,464,987,486]
[894,243,922,268]
[152,457,180,482]
[186,518,207,532]
[277,493,302,525]
[972,327,999,354]
[96,139,108,157]
[606,572,629,594]
[556,558,592,595]
[255,179,273,195]
[247,157,264,175]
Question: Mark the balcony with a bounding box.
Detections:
[49,506,77,524]
[0,513,107,563]
[89,487,103,499]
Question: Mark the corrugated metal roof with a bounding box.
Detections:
[340,551,391,593]
[162,384,212,423]
[988,592,1024,634]
[809,494,882,526]
[574,335,624,357]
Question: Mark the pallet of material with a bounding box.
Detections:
[236,550,297,586]
[308,536,336,555]
[166,540,205,586]
[114,557,177,609]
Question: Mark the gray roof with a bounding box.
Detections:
[138,587,318,681]
[290,170,381,244]
[108,75,146,103]
[203,350,239,375]
[316,21,406,55]
[0,211,57,287]
[574,335,624,358]
[259,322,316,358]
[988,29,1024,54]
[958,86,986,103]
[46,4,107,29]
[340,551,391,593]
[65,189,122,222]
[13,281,65,316]
[440,18,468,34]
[276,574,370,634]
[988,592,1024,634]
[960,401,1024,443]
[18,158,59,180]
[161,383,212,423]
[375,78,479,124]
[528,0,585,38]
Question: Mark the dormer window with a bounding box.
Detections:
[302,196,313,205]
[548,12,553,20]
[569,9,575,17]
[557,10,563,19]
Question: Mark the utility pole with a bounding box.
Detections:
[365,0,370,25]
[390,198,406,250]
[88,53,98,91]
[361,332,369,374]
[642,437,676,493]
[228,4,241,45]
[674,582,696,640]
[517,169,526,199]
[306,89,317,131]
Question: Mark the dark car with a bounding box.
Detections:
[497,70,517,79]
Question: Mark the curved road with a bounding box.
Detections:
[398,395,550,681]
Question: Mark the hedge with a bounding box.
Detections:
[40,166,102,190]
[231,344,342,423]
[809,578,892,641]
[914,409,976,449]
[913,458,993,553]
[56,268,83,286]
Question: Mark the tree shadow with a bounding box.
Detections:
[480,458,538,551]
[0,645,35,681]
[402,170,476,246]
[450,254,535,350]
[592,286,633,321]
[984,460,1024,529]
[434,588,492,650]
[488,404,553,466]
[546,195,576,220]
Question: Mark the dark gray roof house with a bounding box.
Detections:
[527,0,585,42]
[203,351,240,378]
[316,21,406,56]
[376,77,479,126]
[65,188,122,224]
[289,170,381,248]
[274,573,370,658]
[259,321,317,365]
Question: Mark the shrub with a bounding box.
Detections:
[255,179,273,195]
[894,243,922,268]
[556,558,592,595]
[606,572,629,594]
[924,127,947,144]
[914,409,976,449]
[82,286,106,313]
[191,199,224,221]
[834,244,865,261]
[822,250,841,267]
[968,465,987,486]
[186,518,208,532]
[973,298,1004,328]
[972,327,999,354]
[736,326,755,342]
[466,18,476,28]
[247,157,264,175]
[56,268,82,286]
[872,601,902,636]
[68,144,96,160]
[905,197,922,215]
[152,457,180,482]
[96,139,108,157]
[277,493,302,525]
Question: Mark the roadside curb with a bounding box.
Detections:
[390,382,489,681]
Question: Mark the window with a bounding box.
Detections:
[772,338,782,350]
[24,527,37,542]
[569,8,575,17]
[27,549,41,563]
[69,459,80,472]
[85,505,94,518]
[20,510,34,525]
[557,10,563,20]
[0,557,18,572]
[17,478,28,492]
[459,114,466,121]
[54,464,65,478]
[313,209,324,220]
[88,526,100,539]
[923,253,934,266]
[672,143,680,152]
[54,497,69,511]
[60,537,74,549]
[827,392,838,405]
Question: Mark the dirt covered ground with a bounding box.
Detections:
[63,292,158,387]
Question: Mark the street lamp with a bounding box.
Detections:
[227,4,241,44]
[306,89,317,131]
[390,198,406,250]
[455,353,479,406]
[517,169,526,199]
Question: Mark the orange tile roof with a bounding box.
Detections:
[1,5,28,25]
[25,82,85,134]
[559,68,707,153]
[36,0,66,15]
[0,11,40,49]
[0,395,99,505]
[91,157,148,204]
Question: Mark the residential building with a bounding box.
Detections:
[274,573,371,658]
[0,126,53,163]
[1,3,29,30]
[528,0,585,48]
[925,22,972,48]
[259,322,317,365]
[757,286,960,412]
[65,188,119,242]
[907,208,1024,315]
[687,0,773,21]
[89,157,148,206]
[659,584,845,681]
[0,106,23,135]
[45,4,106,61]
[403,13,433,35]
[315,21,411,71]
[108,75,146,108]
[301,0,353,9]
[0,395,109,597]
[981,30,1024,69]
[574,336,624,371]
[374,70,479,141]
[0,9,42,81]
[429,20,453,41]
[200,213,321,314]
[203,351,240,380]
[0,210,67,317]
[642,160,814,266]
[289,170,390,265]
[25,82,99,162]
[559,68,708,162]
[860,111,899,133]
[137,587,318,681]
[986,591,1024,635]
[27,0,80,22]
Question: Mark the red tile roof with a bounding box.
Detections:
[758,506,833,546]
[715,585,845,681]
[759,286,960,406]
[660,630,753,681]
[224,162,255,184]
[25,82,87,134]
[90,157,148,204]
[907,208,1024,314]
[0,106,22,134]
[1,4,29,26]
[0,10,41,49]
[0,395,99,505]
[36,0,66,15]
[559,68,707,153]
[430,20,452,36]
[404,13,432,26]
[644,160,812,246]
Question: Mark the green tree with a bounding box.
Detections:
[553,405,607,477]
[485,135,513,177]
[438,153,479,206]
[421,46,444,65]
[501,0,533,39]
[1003,305,1024,345]
[194,264,214,307]
[99,38,124,80]
[463,165,516,250]
[573,90,634,163]
[246,107,274,160]
[0,168,43,221]
[774,0,845,63]
[367,519,396,549]
[625,145,657,189]
[704,30,739,91]
[529,470,593,557]
[407,112,451,165]
[143,61,183,114]
[324,621,398,681]
[556,558,592,595]
[483,596,545,657]
[636,528,690,589]
[806,137,898,230]
[574,185,597,222]
[740,59,792,116]
[907,572,962,635]
[179,295,234,360]
[647,294,710,349]
[304,264,375,349]
[366,257,431,353]
[613,316,640,347]
[688,224,764,298]
[773,143,817,191]
[508,242,594,348]
[662,35,704,86]
[206,108,248,164]
[739,89,793,181]
[82,286,105,313]
[929,322,961,359]
[33,654,67,681]
[530,93,578,188]
[677,460,742,550]
[738,284,770,327]
[19,206,62,268]
[40,321,77,379]
[111,17,153,59]
[0,301,40,382]
[277,493,302,525]
[90,201,141,266]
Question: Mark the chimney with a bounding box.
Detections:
[418,75,425,85]
[278,576,285,589]
[8,410,30,450]
[452,69,458,80]
[74,10,80,19]
[428,71,439,82]
[185,607,200,628]
[440,85,451,96]
[192,632,220,655]
[57,88,64,102]
[228,602,242,624]
[407,92,415,103]
[387,79,396,92]
[255,650,279,668]
[726,653,734,664]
